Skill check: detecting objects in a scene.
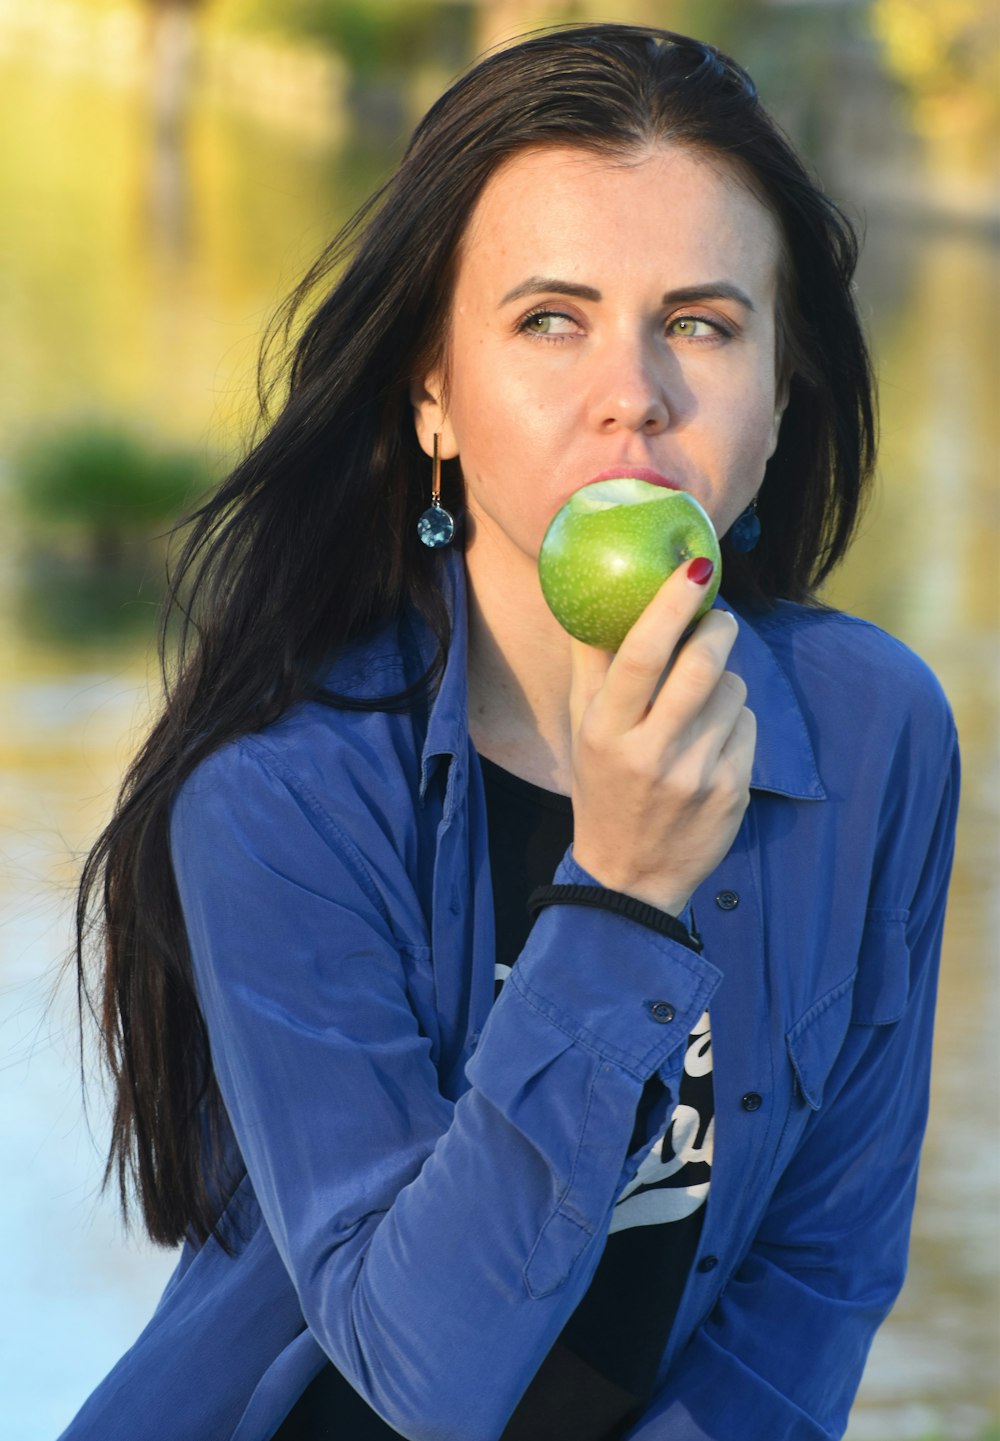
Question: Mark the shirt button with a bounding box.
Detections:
[696,1255,718,1273]
[648,1000,676,1024]
[715,890,740,911]
[741,1091,763,1112]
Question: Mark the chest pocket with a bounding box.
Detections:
[786,909,911,1111]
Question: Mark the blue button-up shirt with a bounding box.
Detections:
[61,550,959,1441]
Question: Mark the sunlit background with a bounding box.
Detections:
[0,2,997,1438]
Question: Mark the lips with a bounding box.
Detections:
[585,467,680,490]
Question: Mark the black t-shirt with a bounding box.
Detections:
[272,755,713,1441]
[481,758,712,1440]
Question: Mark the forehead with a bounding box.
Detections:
[455,142,784,297]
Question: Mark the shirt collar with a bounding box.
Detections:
[420,549,825,803]
[721,596,826,800]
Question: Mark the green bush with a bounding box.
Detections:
[17,548,165,648]
[12,419,217,560]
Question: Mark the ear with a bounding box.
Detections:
[410,370,459,461]
[767,380,790,459]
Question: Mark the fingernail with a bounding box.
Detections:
[687,557,714,586]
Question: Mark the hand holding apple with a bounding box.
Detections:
[541,479,751,917]
[538,477,722,650]
[567,559,754,918]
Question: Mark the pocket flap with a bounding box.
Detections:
[786,974,854,1111]
[852,911,911,1024]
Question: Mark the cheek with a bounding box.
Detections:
[450,352,566,466]
[732,375,782,469]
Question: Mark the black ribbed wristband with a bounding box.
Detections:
[527,884,703,954]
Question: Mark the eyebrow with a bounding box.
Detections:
[499,276,756,312]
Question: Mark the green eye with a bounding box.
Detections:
[520,309,577,337]
[669,316,715,338]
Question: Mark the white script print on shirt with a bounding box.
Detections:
[609,1010,714,1233]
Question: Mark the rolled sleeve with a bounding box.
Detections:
[170,739,722,1441]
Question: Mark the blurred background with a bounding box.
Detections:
[0,1,996,1437]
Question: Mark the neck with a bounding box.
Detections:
[463,532,574,795]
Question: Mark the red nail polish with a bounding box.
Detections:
[687,557,714,586]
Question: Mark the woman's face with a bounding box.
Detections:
[414,142,787,569]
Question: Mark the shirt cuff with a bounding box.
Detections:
[527,884,703,954]
[550,848,702,950]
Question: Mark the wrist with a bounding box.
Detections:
[568,847,691,918]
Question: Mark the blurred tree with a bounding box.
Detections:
[143,0,210,260]
[870,0,999,165]
[13,420,215,567]
[18,549,167,648]
[204,0,475,140]
[146,0,208,136]
[215,0,471,76]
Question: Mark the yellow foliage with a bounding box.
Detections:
[869,0,1000,144]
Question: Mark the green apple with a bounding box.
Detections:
[538,477,721,649]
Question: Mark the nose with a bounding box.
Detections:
[586,333,672,435]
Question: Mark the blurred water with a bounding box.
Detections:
[0,23,997,1441]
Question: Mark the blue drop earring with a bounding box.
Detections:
[729,496,761,553]
[417,432,455,548]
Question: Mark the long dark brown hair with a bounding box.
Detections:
[77,23,876,1248]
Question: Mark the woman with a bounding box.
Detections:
[66,24,959,1441]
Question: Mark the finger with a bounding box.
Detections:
[568,632,614,735]
[718,703,757,780]
[720,706,760,772]
[657,667,749,759]
[646,607,740,714]
[598,560,727,730]
[599,604,736,739]
[642,612,741,735]
[629,670,747,802]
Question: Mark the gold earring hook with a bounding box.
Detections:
[417,430,455,548]
[432,432,442,506]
